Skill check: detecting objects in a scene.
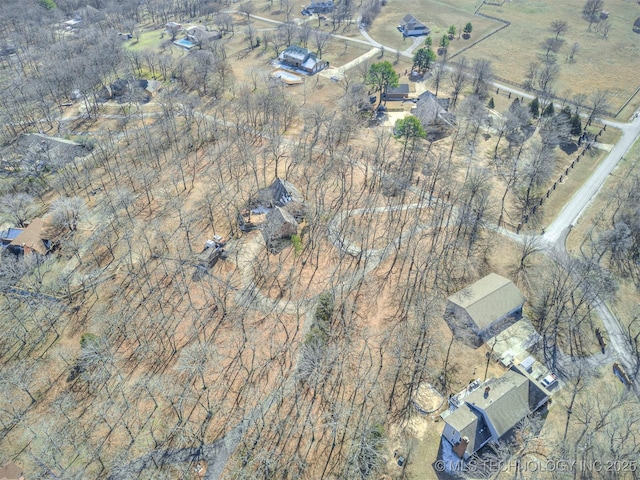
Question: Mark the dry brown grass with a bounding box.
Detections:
[363,0,502,54]
[466,0,640,116]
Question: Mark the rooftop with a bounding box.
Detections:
[9,218,54,255]
[282,45,311,61]
[447,273,525,331]
[466,370,531,437]
[386,84,410,95]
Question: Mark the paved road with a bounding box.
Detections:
[353,20,640,392]
[25,16,640,476]
[544,115,640,245]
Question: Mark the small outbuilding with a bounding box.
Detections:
[445,273,526,347]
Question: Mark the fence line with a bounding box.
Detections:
[457,2,632,119]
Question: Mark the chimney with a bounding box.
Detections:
[484,386,490,398]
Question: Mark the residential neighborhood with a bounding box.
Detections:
[1,0,639,478]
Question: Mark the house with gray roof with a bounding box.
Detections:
[382,84,410,101]
[279,46,328,74]
[185,26,222,46]
[303,0,334,14]
[413,91,456,140]
[445,273,525,347]
[441,368,550,459]
[399,14,430,37]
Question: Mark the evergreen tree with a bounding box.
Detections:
[542,102,555,117]
[570,113,582,136]
[529,97,540,118]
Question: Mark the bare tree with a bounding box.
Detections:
[470,59,493,98]
[449,57,469,109]
[583,0,604,30]
[239,1,255,23]
[0,193,37,227]
[431,60,447,96]
[537,59,559,93]
[567,41,579,62]
[313,29,330,59]
[550,19,569,40]
[49,196,87,232]
[586,90,609,124]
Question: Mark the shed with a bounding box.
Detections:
[445,273,525,347]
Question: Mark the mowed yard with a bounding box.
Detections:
[466,0,640,116]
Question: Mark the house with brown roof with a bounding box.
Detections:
[445,273,525,347]
[8,217,54,256]
[441,367,550,460]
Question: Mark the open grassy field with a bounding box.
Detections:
[466,0,640,117]
[363,0,503,54]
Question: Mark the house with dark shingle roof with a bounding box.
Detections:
[399,14,430,37]
[279,46,328,74]
[414,90,456,127]
[445,273,525,347]
[441,368,550,459]
[185,26,222,46]
[382,84,410,101]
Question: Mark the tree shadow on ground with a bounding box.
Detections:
[560,141,578,155]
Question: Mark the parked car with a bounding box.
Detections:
[541,373,558,388]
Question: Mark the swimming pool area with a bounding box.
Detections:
[271,70,304,85]
[174,38,194,49]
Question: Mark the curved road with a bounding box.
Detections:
[36,15,640,477]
